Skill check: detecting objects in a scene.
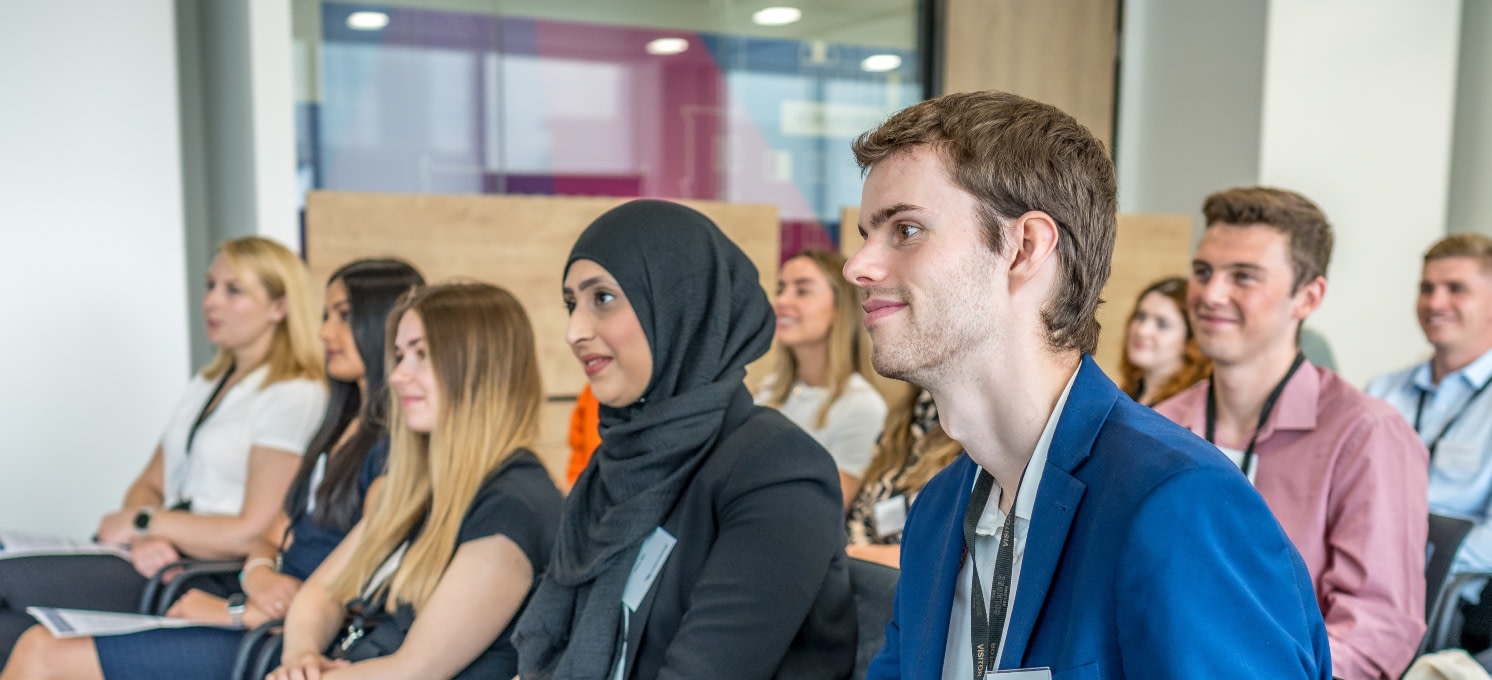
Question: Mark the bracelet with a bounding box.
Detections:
[238,557,278,586]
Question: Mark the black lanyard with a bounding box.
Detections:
[1414,374,1492,460]
[1205,352,1306,480]
[185,368,235,455]
[963,468,1025,679]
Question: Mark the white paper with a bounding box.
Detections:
[26,607,236,639]
[0,532,128,560]
[873,496,909,538]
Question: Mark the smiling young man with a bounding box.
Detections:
[850,91,1329,680]
[1366,234,1492,652]
[1155,187,1429,680]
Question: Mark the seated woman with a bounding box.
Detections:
[1118,276,1210,406]
[0,236,326,663]
[514,199,855,679]
[757,249,887,507]
[845,389,963,568]
[0,259,423,680]
[268,281,562,680]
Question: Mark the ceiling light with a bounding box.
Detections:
[347,11,389,30]
[860,54,902,72]
[646,37,689,55]
[752,7,802,26]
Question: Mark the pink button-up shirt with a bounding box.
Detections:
[1155,362,1428,680]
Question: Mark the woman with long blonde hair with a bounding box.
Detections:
[0,236,326,664]
[758,249,888,506]
[845,389,963,568]
[269,281,562,680]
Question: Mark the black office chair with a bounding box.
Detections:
[231,619,284,680]
[847,557,900,680]
[137,559,245,615]
[1420,513,1479,654]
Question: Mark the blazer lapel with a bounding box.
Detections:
[1000,356,1113,668]
[911,455,978,680]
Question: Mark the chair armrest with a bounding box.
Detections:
[232,619,284,680]
[1422,570,1492,655]
[137,559,246,615]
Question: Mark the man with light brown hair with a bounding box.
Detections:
[1367,233,1492,653]
[1156,186,1429,679]
[850,91,1329,680]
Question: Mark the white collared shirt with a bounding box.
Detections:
[941,368,1078,679]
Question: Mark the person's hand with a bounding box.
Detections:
[241,567,302,620]
[128,537,180,578]
[165,588,230,624]
[94,509,138,546]
[267,653,349,680]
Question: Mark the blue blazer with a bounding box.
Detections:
[866,356,1332,680]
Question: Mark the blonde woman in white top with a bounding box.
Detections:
[0,236,326,664]
[757,249,888,507]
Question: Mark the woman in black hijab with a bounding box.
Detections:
[514,200,855,680]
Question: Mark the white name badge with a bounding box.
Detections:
[1436,441,1483,475]
[873,495,909,538]
[622,527,677,612]
[988,668,1052,679]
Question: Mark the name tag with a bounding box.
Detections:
[1436,441,1482,475]
[621,527,676,612]
[989,669,1052,679]
[873,496,908,538]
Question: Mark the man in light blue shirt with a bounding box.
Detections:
[1367,233,1492,648]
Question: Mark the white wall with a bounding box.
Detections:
[1115,0,1267,229]
[1258,0,1461,384]
[1449,0,1492,237]
[0,1,192,537]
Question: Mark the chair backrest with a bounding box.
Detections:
[1427,513,1475,618]
[848,557,900,680]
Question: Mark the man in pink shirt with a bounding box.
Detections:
[1155,186,1428,680]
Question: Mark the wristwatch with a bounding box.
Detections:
[132,507,154,537]
[226,593,248,628]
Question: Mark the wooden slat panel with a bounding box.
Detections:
[941,0,1118,149]
[305,191,780,479]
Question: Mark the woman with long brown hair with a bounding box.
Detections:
[1119,276,1211,406]
[269,282,562,680]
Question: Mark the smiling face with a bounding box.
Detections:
[320,278,366,383]
[1189,224,1322,367]
[774,256,837,350]
[1419,256,1492,358]
[1126,291,1188,375]
[388,310,439,433]
[202,253,286,354]
[563,259,655,408]
[842,146,1008,386]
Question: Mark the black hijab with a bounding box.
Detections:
[513,200,774,679]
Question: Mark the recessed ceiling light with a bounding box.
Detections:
[646,38,690,56]
[347,11,389,30]
[861,54,902,72]
[753,7,802,26]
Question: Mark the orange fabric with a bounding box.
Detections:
[566,384,602,485]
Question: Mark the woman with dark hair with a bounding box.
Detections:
[514,199,855,680]
[0,259,424,680]
[1119,276,1211,406]
[269,281,561,680]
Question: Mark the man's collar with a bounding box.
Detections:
[1415,345,1492,392]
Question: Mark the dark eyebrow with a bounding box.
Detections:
[398,336,425,351]
[1192,259,1266,273]
[860,203,924,237]
[562,276,610,295]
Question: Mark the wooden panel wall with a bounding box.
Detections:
[941,0,1119,149]
[839,207,1193,381]
[304,192,780,479]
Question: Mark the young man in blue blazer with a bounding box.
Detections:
[843,90,1333,679]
